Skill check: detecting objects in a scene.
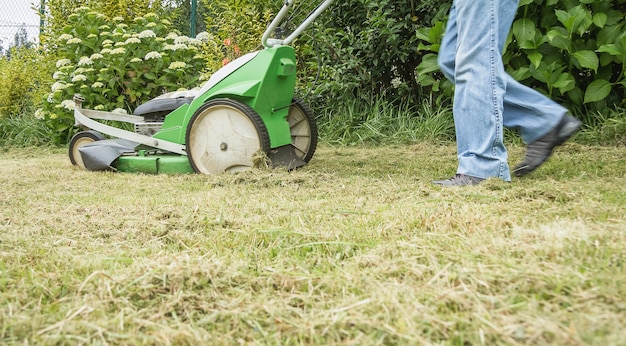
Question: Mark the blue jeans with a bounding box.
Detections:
[438,0,568,181]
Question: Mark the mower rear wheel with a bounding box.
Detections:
[288,98,318,162]
[69,130,106,169]
[186,98,270,174]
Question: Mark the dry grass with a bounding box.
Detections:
[1,143,625,345]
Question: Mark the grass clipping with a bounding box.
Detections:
[0,143,625,345]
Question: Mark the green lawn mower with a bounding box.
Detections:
[70,0,334,174]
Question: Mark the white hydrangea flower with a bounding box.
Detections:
[100,31,111,37]
[188,38,201,46]
[78,57,93,66]
[145,13,157,18]
[99,25,110,30]
[146,22,157,28]
[110,47,126,55]
[114,41,126,47]
[112,16,124,22]
[34,108,46,120]
[165,32,178,41]
[391,77,402,88]
[168,61,187,70]
[112,108,128,114]
[51,81,67,92]
[161,19,172,26]
[87,34,97,39]
[72,74,87,82]
[130,58,142,63]
[90,53,103,60]
[61,99,76,110]
[91,82,104,88]
[53,71,66,80]
[74,67,86,74]
[138,30,156,39]
[144,51,162,60]
[59,34,73,41]
[100,48,112,54]
[56,59,71,68]
[125,37,141,45]
[174,36,190,44]
[164,44,188,51]
[67,38,82,44]
[94,105,105,110]
[195,32,210,42]
[156,37,165,42]
[100,68,109,73]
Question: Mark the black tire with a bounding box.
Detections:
[69,130,106,168]
[185,98,270,174]
[288,98,318,163]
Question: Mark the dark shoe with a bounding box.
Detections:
[513,114,581,177]
[433,174,485,186]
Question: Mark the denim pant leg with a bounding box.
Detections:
[438,0,567,176]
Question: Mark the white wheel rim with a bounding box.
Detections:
[71,137,96,168]
[188,105,261,174]
[287,106,312,159]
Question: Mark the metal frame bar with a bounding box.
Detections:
[262,0,334,48]
[73,97,187,155]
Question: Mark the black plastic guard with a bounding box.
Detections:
[79,139,137,171]
[269,145,306,171]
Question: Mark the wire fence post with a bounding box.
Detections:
[190,0,197,38]
[40,0,45,39]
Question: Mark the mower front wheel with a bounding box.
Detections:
[186,98,270,174]
[69,130,106,169]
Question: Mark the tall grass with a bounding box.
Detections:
[0,114,53,147]
[316,94,455,145]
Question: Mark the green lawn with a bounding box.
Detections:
[1,143,625,345]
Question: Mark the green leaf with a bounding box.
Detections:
[527,51,543,68]
[416,54,440,75]
[584,79,612,103]
[512,18,537,47]
[596,44,622,57]
[593,13,608,28]
[509,66,531,81]
[554,72,575,93]
[572,50,599,72]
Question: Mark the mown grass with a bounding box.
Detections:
[1,142,625,345]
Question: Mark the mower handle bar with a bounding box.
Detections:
[262,0,334,48]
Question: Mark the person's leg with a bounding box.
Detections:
[439,1,564,144]
[443,0,520,181]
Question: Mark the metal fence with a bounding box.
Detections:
[0,1,199,52]
[0,1,44,51]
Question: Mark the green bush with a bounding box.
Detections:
[415,0,626,117]
[38,6,210,144]
[302,0,451,109]
[0,47,53,119]
[199,0,278,74]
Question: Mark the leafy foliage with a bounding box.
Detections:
[303,0,451,108]
[38,6,210,144]
[414,0,626,116]
[198,0,278,74]
[0,47,53,119]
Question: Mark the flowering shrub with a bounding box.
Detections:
[39,6,211,144]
